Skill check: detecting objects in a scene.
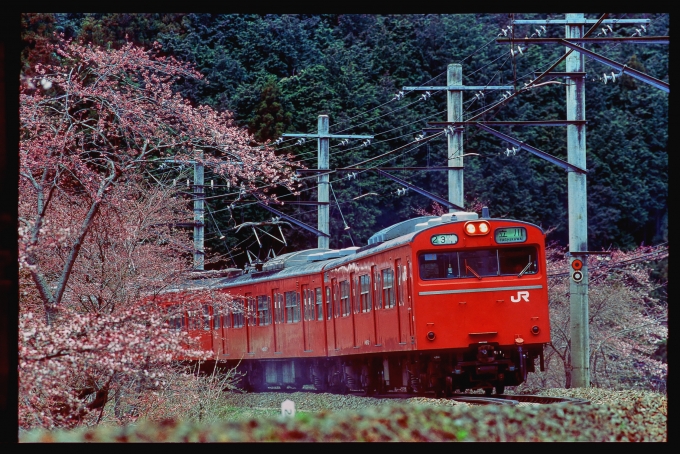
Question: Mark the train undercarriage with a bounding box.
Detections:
[211,344,544,396]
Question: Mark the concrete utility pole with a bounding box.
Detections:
[403,68,512,209]
[194,150,205,270]
[565,13,589,388]
[283,116,372,249]
[447,64,464,209]
[317,116,330,249]
[501,12,663,389]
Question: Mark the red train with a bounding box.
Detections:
[159,210,551,396]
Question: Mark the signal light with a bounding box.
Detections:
[464,221,491,236]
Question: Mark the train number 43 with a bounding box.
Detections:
[510,291,530,303]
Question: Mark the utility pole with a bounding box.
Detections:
[283,116,372,249]
[565,13,589,388]
[497,13,661,388]
[447,64,464,209]
[194,150,205,270]
[403,67,512,209]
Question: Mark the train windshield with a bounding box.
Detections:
[418,246,538,280]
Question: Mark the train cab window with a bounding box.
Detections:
[325,287,332,320]
[382,269,395,308]
[498,247,538,276]
[359,274,372,312]
[460,250,499,278]
[418,252,460,280]
[285,291,300,323]
[257,295,271,326]
[340,280,351,316]
[418,246,539,280]
[315,288,323,320]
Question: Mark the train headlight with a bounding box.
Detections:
[426,331,436,341]
[531,325,540,335]
[464,221,491,236]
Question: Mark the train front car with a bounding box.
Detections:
[410,211,550,396]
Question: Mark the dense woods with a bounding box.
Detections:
[18,13,667,431]
[21,13,668,261]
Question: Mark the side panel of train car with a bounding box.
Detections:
[159,213,550,395]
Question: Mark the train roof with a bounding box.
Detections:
[161,211,506,293]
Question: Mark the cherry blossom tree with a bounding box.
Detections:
[20,35,298,324]
[19,36,298,428]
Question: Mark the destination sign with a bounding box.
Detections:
[495,227,527,243]
[430,233,458,245]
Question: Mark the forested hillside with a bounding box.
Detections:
[21,13,668,266]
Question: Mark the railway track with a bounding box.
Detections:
[344,390,591,406]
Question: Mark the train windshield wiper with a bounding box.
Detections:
[465,260,482,280]
[517,256,533,278]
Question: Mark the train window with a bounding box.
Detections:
[353,276,359,314]
[460,250,499,277]
[359,274,372,312]
[223,308,231,329]
[303,287,313,321]
[381,269,395,308]
[417,246,539,280]
[374,267,382,309]
[285,291,300,323]
[333,281,340,318]
[498,246,538,275]
[396,261,403,306]
[340,280,350,316]
[272,292,282,324]
[213,307,220,330]
[181,312,187,330]
[418,252,461,280]
[257,295,271,326]
[202,305,211,330]
[325,287,332,320]
[233,299,245,328]
[315,288,323,320]
[246,295,256,326]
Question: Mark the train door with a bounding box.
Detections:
[245,293,254,354]
[302,284,312,352]
[222,306,231,356]
[350,272,358,348]
[211,305,222,356]
[325,284,335,351]
[202,305,214,352]
[406,260,415,347]
[396,259,409,345]
[371,266,379,346]
[332,279,339,350]
[272,289,279,353]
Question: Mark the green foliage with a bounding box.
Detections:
[21,13,668,264]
